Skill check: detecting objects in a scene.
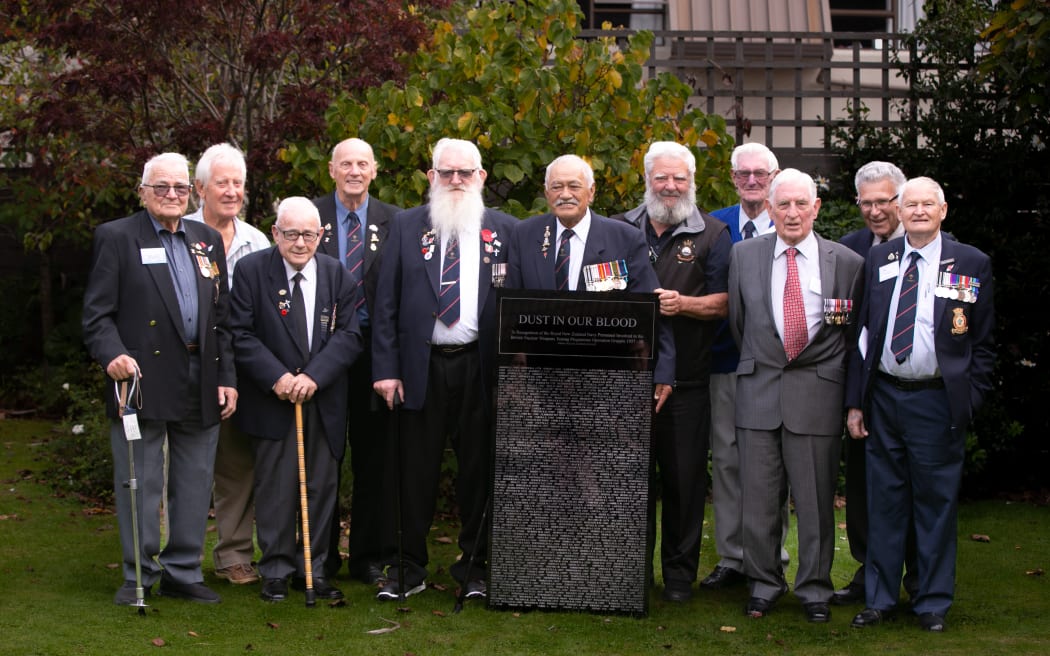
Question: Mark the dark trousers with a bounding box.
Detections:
[391,346,490,584]
[865,378,961,616]
[252,401,338,581]
[325,346,395,578]
[648,384,710,586]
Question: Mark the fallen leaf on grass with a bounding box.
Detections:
[0,514,18,521]
[267,622,279,629]
[435,536,453,544]
[150,637,165,647]
[187,631,199,637]
[512,613,521,618]
[970,534,991,543]
[366,617,401,635]
[720,626,737,633]
[431,582,448,592]
[432,610,446,617]
[106,563,120,569]
[1025,568,1044,576]
[837,522,847,530]
[329,598,347,607]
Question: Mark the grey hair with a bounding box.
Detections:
[141,152,189,185]
[194,143,246,186]
[729,142,779,172]
[544,154,595,188]
[854,161,906,195]
[275,196,322,227]
[431,138,483,170]
[768,168,817,203]
[644,141,696,177]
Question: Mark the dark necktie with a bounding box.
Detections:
[782,247,808,361]
[555,229,574,290]
[437,236,460,327]
[743,220,757,239]
[891,252,921,363]
[291,272,310,360]
[345,212,365,311]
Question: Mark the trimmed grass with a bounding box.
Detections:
[1,418,1048,655]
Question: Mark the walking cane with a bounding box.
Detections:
[391,394,407,605]
[453,497,489,614]
[117,371,147,616]
[295,401,316,608]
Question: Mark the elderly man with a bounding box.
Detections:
[505,154,676,397]
[371,138,517,601]
[702,142,791,590]
[184,142,270,587]
[612,142,731,602]
[729,168,863,623]
[847,178,994,633]
[229,197,363,603]
[313,137,402,584]
[83,152,237,605]
[834,160,916,605]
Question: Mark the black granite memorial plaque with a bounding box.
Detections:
[489,290,655,615]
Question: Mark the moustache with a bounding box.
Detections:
[555,198,579,207]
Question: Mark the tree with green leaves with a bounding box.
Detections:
[280,0,736,218]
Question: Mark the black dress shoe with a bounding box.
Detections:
[851,607,893,628]
[114,581,151,606]
[349,563,388,585]
[918,612,946,632]
[745,596,775,618]
[700,566,746,590]
[661,580,693,603]
[803,602,831,623]
[292,577,344,600]
[832,581,865,605]
[260,578,288,602]
[158,576,221,604]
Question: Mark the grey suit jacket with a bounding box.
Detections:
[728,232,864,436]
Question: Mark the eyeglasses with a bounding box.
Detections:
[277,229,320,243]
[142,183,192,197]
[732,170,771,182]
[435,168,477,180]
[857,194,898,211]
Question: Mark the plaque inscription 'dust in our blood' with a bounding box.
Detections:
[488,290,656,615]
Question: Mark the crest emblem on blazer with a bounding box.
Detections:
[950,307,968,335]
[676,239,697,263]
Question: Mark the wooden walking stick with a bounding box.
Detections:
[296,401,316,607]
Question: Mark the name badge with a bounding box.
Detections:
[122,408,142,441]
[879,261,900,282]
[140,247,167,265]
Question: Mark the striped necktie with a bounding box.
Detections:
[890,252,921,363]
[437,236,460,327]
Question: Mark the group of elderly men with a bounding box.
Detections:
[83,134,993,633]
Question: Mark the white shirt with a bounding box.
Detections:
[432,229,480,345]
[283,257,318,350]
[881,233,942,379]
[556,210,592,291]
[740,208,775,238]
[771,232,822,347]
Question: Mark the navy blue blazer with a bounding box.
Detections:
[313,193,401,319]
[229,248,363,460]
[839,226,878,260]
[845,236,995,432]
[505,211,676,385]
[710,204,775,244]
[82,210,235,425]
[371,205,519,410]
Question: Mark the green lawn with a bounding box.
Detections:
[1,418,1047,655]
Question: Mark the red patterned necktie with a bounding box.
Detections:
[782,247,808,361]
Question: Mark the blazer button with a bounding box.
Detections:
[149,320,157,327]
[153,350,161,356]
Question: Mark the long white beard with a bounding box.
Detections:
[429,184,484,238]
[645,184,697,226]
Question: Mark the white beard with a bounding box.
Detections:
[429,183,484,238]
[645,184,697,226]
